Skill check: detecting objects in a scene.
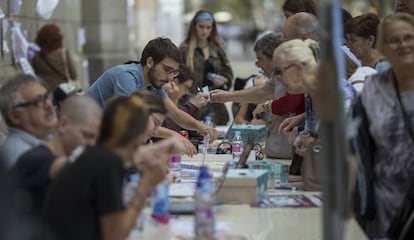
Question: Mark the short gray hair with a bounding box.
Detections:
[0,74,45,126]
[254,32,284,59]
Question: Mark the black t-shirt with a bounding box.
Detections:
[10,145,56,217]
[43,146,125,240]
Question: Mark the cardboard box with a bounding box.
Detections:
[226,124,267,145]
[216,169,268,204]
[247,160,289,188]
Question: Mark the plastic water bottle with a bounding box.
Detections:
[204,116,215,154]
[194,166,215,239]
[232,131,244,163]
[123,173,140,206]
[169,155,181,179]
[151,180,170,224]
[207,73,225,84]
[228,158,236,169]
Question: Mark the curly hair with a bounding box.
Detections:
[35,24,63,54]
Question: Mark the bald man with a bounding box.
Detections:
[282,12,319,41]
[9,95,102,218]
[210,12,319,104]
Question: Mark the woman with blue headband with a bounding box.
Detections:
[179,10,234,125]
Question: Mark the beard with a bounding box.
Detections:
[148,66,166,90]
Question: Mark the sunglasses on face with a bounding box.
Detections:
[12,92,54,109]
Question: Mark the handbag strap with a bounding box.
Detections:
[39,52,68,81]
[61,49,72,81]
[392,74,414,143]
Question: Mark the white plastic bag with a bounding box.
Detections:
[36,0,60,19]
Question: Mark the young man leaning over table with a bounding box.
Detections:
[86,37,217,157]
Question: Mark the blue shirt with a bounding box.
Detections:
[0,127,45,168]
[86,63,167,106]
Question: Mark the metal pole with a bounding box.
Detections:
[316,1,348,240]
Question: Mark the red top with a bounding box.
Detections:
[271,93,305,115]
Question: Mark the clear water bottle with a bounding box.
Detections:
[151,180,170,224]
[207,73,225,84]
[169,155,181,179]
[232,131,244,163]
[204,116,215,154]
[123,174,140,206]
[194,166,215,239]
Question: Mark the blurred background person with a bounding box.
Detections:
[344,13,390,72]
[31,24,77,92]
[179,10,233,125]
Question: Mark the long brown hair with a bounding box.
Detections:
[181,10,224,71]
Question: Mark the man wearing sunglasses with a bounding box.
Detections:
[0,74,58,168]
[86,37,217,156]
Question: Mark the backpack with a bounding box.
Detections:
[234,74,257,91]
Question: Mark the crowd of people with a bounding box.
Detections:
[0,0,413,239]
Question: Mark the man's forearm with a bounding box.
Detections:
[153,127,178,138]
[169,108,201,131]
[229,85,273,103]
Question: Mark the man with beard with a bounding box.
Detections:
[396,0,414,15]
[0,74,58,168]
[86,37,216,155]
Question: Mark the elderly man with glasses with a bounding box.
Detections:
[86,37,216,156]
[0,74,58,168]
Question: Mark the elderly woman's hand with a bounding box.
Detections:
[294,132,319,157]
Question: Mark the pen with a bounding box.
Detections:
[275,185,298,191]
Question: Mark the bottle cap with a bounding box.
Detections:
[170,155,181,163]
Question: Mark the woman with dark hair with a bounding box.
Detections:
[179,10,233,125]
[344,13,390,72]
[282,0,317,19]
[43,95,185,240]
[31,24,77,91]
[162,64,208,131]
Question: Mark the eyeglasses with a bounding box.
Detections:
[384,34,414,48]
[12,92,53,109]
[271,63,297,79]
[160,62,180,78]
